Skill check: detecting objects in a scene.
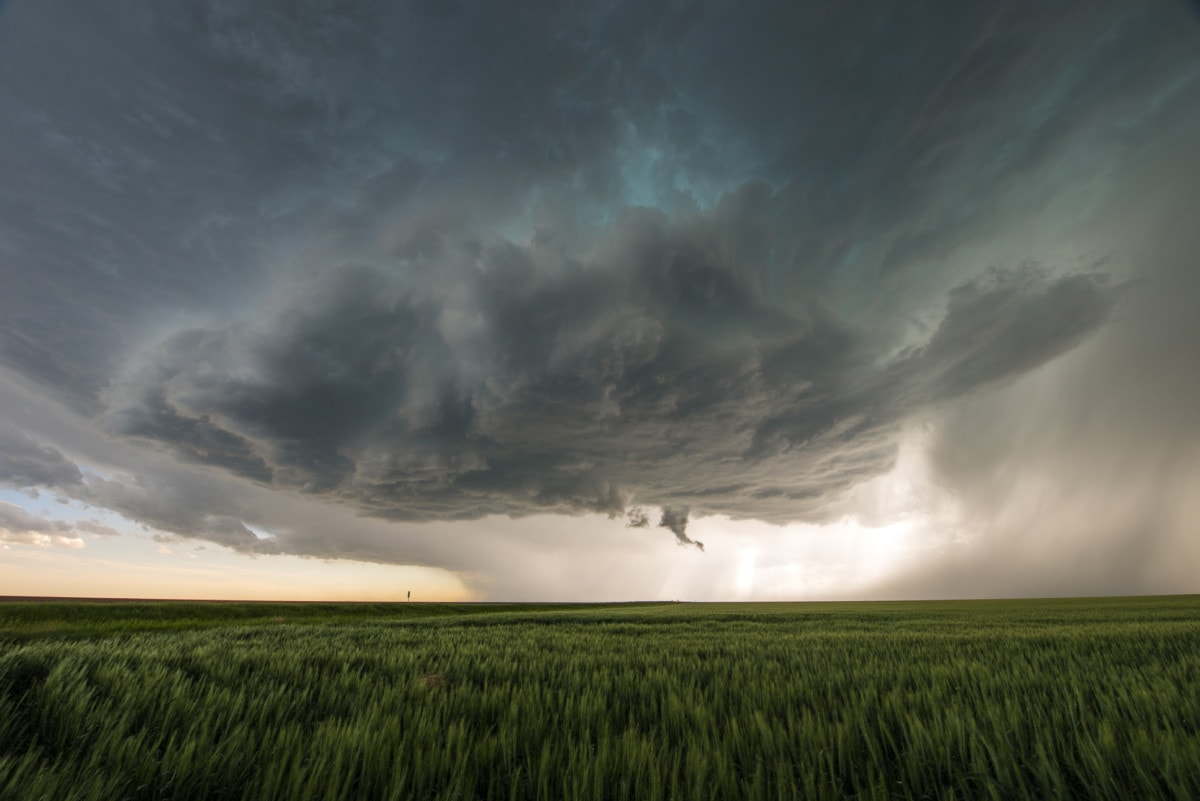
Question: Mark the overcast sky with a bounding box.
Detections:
[1,1,1198,601]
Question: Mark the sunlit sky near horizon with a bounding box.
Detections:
[1,2,1199,601]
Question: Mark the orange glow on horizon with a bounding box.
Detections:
[0,546,473,602]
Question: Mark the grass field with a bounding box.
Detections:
[1,596,1198,800]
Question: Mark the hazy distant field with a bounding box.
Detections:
[2,597,1198,800]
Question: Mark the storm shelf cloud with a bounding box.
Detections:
[0,0,1198,599]
[100,210,1119,543]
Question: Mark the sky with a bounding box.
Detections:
[0,1,1198,602]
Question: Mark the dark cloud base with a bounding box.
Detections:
[101,196,1118,542]
[0,0,1194,570]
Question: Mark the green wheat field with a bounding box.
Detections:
[1,596,1198,800]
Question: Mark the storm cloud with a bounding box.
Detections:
[0,1,1198,597]
[99,204,1119,546]
[0,422,85,490]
